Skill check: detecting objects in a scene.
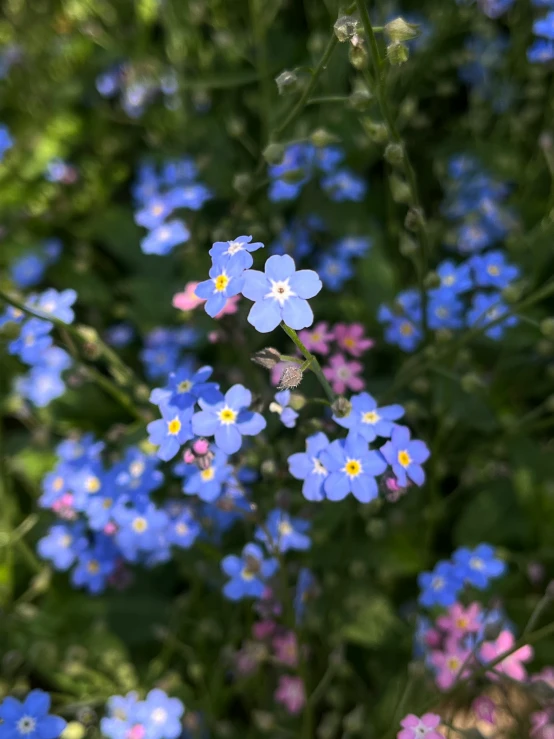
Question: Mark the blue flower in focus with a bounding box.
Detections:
[453,544,506,589]
[10,253,45,288]
[147,405,194,461]
[209,234,264,270]
[0,690,67,739]
[141,219,190,255]
[317,253,353,291]
[136,690,185,739]
[195,260,245,318]
[269,389,299,428]
[181,449,233,502]
[191,384,266,455]
[320,435,387,503]
[242,254,322,332]
[380,425,430,487]
[321,169,366,202]
[288,431,330,501]
[470,250,520,289]
[221,542,278,600]
[0,124,13,160]
[255,509,311,553]
[333,392,404,442]
[31,288,77,324]
[418,561,463,608]
[163,363,220,409]
[467,292,518,339]
[9,318,52,364]
[37,524,87,570]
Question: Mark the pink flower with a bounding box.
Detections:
[183,449,195,464]
[333,323,374,357]
[398,713,444,739]
[298,322,334,355]
[173,282,204,312]
[126,725,145,739]
[472,696,496,725]
[531,710,554,739]
[272,631,299,667]
[436,602,481,638]
[430,639,472,690]
[52,493,77,520]
[532,667,554,689]
[323,353,365,394]
[173,283,240,318]
[274,676,305,715]
[252,620,277,640]
[480,630,533,682]
[423,628,442,649]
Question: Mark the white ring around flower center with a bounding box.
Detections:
[266,279,295,306]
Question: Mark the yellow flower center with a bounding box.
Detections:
[362,411,380,424]
[456,617,469,629]
[214,274,229,292]
[201,467,215,481]
[176,522,189,535]
[218,407,237,425]
[344,459,362,478]
[278,521,293,536]
[397,450,411,468]
[241,568,255,581]
[132,517,148,533]
[167,418,182,435]
[447,657,460,671]
[87,559,100,574]
[344,337,355,347]
[399,322,413,336]
[311,332,321,342]
[152,204,164,215]
[487,264,500,276]
[86,476,101,493]
[53,476,64,491]
[178,380,192,393]
[102,497,113,509]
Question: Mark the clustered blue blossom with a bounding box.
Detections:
[378,156,520,351]
[0,689,66,739]
[101,689,185,739]
[418,543,506,608]
[458,34,514,113]
[133,160,211,255]
[1,288,76,406]
[97,63,179,117]
[268,143,367,203]
[528,8,554,62]
[140,326,199,380]
[8,239,62,289]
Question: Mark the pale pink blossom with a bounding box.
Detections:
[472,696,496,725]
[436,602,481,638]
[333,323,374,357]
[272,631,299,667]
[104,522,117,536]
[532,667,554,689]
[52,493,77,520]
[423,628,442,649]
[274,675,305,715]
[126,725,145,739]
[531,710,554,739]
[323,353,365,394]
[480,630,533,682]
[298,322,334,355]
[398,713,444,739]
[252,620,277,640]
[183,449,195,464]
[172,282,204,311]
[430,639,472,690]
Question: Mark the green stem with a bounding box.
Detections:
[280,322,335,403]
[354,0,430,337]
[523,594,552,635]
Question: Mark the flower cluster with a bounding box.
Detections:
[379,156,520,350]
[133,160,211,255]
[268,143,366,203]
[8,239,62,289]
[529,8,554,62]
[140,326,199,380]
[2,288,76,406]
[101,689,185,739]
[96,63,179,117]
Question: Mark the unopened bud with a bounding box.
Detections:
[277,364,303,390]
[331,396,352,418]
[461,373,484,394]
[275,69,299,95]
[405,206,425,232]
[251,347,281,369]
[384,17,420,42]
[390,174,411,203]
[226,117,245,137]
[76,325,101,359]
[288,392,306,410]
[501,283,523,303]
[361,118,388,144]
[541,318,554,339]
[281,167,306,184]
[399,233,417,256]
[384,143,404,167]
[349,88,372,111]
[348,42,368,70]
[233,172,252,195]
[61,723,86,739]
[262,143,285,165]
[333,15,360,43]
[387,41,409,66]
[423,271,441,289]
[310,128,338,147]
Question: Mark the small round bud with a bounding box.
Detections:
[251,347,282,369]
[541,317,554,339]
[281,167,306,184]
[278,364,303,390]
[384,17,420,42]
[349,89,372,111]
[387,41,409,66]
[233,172,252,195]
[390,174,411,203]
[310,128,338,147]
[333,15,360,43]
[399,233,417,256]
[331,396,352,418]
[275,69,299,95]
[226,117,245,137]
[461,373,484,394]
[404,206,426,232]
[262,143,285,165]
[348,42,368,70]
[384,143,404,167]
[289,392,306,410]
[501,283,523,303]
[423,271,441,289]
[361,118,388,144]
[61,723,86,739]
